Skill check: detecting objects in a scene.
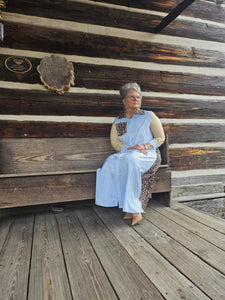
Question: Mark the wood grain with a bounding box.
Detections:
[0,215,33,300]
[76,207,164,300]
[1,55,225,95]
[148,203,225,274]
[170,146,225,170]
[0,137,114,173]
[28,213,72,300]
[2,88,225,120]
[150,203,225,251]
[94,205,209,300]
[56,211,117,300]
[164,123,225,144]
[173,202,225,234]
[5,0,225,43]
[3,20,225,67]
[0,217,14,251]
[135,209,225,299]
[0,120,111,138]
[0,167,170,208]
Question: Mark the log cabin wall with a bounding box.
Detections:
[1,0,225,205]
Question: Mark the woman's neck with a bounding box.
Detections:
[125,108,138,119]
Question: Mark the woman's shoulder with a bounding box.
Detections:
[114,115,126,123]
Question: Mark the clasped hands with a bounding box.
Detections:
[127,143,153,155]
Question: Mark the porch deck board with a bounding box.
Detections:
[0,201,225,300]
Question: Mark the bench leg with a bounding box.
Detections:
[152,191,171,207]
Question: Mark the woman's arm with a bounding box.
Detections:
[149,111,165,148]
[110,123,126,152]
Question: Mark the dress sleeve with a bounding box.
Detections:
[150,111,165,148]
[110,123,126,152]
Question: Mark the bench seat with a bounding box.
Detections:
[0,137,171,209]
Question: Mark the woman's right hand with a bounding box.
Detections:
[127,144,148,155]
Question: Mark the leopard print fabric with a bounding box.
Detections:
[139,148,161,211]
[115,122,127,136]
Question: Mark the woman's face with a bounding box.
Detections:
[124,89,141,110]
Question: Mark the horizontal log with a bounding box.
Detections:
[170,146,225,170]
[0,173,97,208]
[1,55,225,96]
[2,88,225,119]
[0,167,170,208]
[143,97,225,119]
[0,88,123,117]
[5,1,225,43]
[0,137,115,174]
[0,136,168,173]
[87,0,177,12]
[3,20,225,68]
[92,0,225,24]
[0,120,111,138]
[5,0,160,33]
[2,119,225,144]
[165,123,225,144]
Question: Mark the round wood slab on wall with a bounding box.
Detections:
[37,55,75,94]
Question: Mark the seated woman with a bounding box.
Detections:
[95,82,165,225]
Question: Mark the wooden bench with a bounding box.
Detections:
[0,136,171,209]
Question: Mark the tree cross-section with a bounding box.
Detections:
[153,0,197,33]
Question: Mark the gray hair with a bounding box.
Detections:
[119,82,142,100]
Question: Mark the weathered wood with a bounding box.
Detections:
[0,120,111,138]
[184,198,225,219]
[0,215,34,300]
[0,136,170,208]
[170,146,225,170]
[0,167,170,208]
[1,120,225,146]
[37,55,74,94]
[94,205,210,300]
[1,55,225,96]
[76,207,164,300]
[0,137,168,174]
[135,208,225,299]
[28,213,72,300]
[1,199,224,299]
[4,20,225,67]
[145,97,225,120]
[173,202,225,234]
[153,0,197,33]
[4,1,158,33]
[173,192,225,203]
[89,0,225,24]
[2,88,225,120]
[0,88,123,117]
[148,203,225,274]
[0,173,96,208]
[172,0,225,24]
[164,123,225,144]
[80,0,180,12]
[0,216,13,251]
[5,0,225,43]
[0,138,114,174]
[172,169,225,186]
[172,182,224,198]
[56,211,118,300]
[150,203,225,251]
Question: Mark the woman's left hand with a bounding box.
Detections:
[127,144,148,155]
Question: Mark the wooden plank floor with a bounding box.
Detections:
[0,201,225,300]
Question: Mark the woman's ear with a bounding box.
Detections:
[122,98,126,106]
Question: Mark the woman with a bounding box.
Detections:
[95,82,165,225]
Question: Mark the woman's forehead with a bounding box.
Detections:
[128,89,140,95]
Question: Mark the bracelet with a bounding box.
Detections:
[144,143,148,150]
